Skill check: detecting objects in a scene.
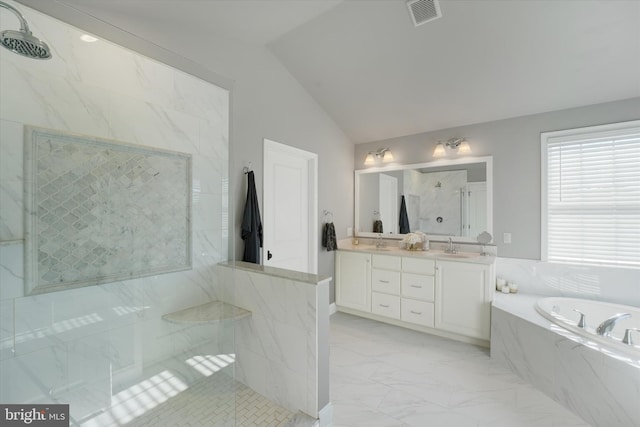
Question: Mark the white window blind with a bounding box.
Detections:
[542,121,640,268]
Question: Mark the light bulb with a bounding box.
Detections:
[364,153,375,165]
[433,143,446,158]
[458,141,472,155]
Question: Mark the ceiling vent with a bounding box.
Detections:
[406,0,442,27]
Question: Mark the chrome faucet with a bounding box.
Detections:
[622,328,640,345]
[595,313,631,336]
[445,237,457,254]
[573,309,586,328]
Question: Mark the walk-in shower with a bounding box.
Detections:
[0,1,51,59]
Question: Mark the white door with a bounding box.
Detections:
[379,174,398,234]
[467,182,487,239]
[263,139,318,274]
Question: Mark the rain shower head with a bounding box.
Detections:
[0,1,51,59]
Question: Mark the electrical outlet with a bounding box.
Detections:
[503,232,512,244]
[347,227,353,237]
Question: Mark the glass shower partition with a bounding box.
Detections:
[0,1,235,425]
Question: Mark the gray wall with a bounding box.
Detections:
[356,97,640,259]
[19,1,355,301]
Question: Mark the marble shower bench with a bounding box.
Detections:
[162,300,251,324]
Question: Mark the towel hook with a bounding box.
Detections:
[323,210,333,222]
[243,161,252,174]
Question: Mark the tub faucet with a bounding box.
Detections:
[595,313,631,336]
[572,309,586,328]
[622,328,640,345]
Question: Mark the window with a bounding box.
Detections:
[541,120,640,268]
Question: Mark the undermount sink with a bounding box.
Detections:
[439,252,479,259]
[356,245,393,252]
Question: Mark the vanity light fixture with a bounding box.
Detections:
[365,148,394,165]
[433,137,471,157]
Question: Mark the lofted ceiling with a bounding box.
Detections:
[24,0,640,143]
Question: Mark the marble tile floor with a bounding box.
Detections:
[329,312,591,427]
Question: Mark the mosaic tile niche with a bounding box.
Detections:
[24,126,192,295]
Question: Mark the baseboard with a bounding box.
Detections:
[318,402,333,427]
[329,302,337,315]
[336,305,489,348]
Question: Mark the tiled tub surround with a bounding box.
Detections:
[496,257,640,308]
[491,293,640,427]
[0,1,230,424]
[215,262,331,424]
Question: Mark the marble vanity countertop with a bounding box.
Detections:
[162,300,251,324]
[218,260,332,285]
[338,242,496,265]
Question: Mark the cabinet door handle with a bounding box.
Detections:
[410,310,422,315]
[379,304,390,308]
[410,284,422,288]
[379,280,390,283]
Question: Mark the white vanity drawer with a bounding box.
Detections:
[401,273,435,301]
[402,257,435,275]
[401,299,434,327]
[372,254,401,271]
[372,269,401,294]
[372,292,401,319]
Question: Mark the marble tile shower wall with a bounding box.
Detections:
[496,258,640,307]
[0,1,229,421]
[403,170,466,236]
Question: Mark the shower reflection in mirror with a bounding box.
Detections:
[355,157,492,241]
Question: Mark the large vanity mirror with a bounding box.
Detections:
[355,156,493,241]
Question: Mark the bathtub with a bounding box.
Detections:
[492,294,640,426]
[535,297,640,357]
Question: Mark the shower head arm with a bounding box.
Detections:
[0,1,31,34]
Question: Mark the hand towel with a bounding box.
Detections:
[322,222,337,251]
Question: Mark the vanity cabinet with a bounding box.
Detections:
[335,249,494,345]
[434,260,493,340]
[335,251,371,312]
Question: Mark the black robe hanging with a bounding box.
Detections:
[241,171,263,263]
[399,195,410,234]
